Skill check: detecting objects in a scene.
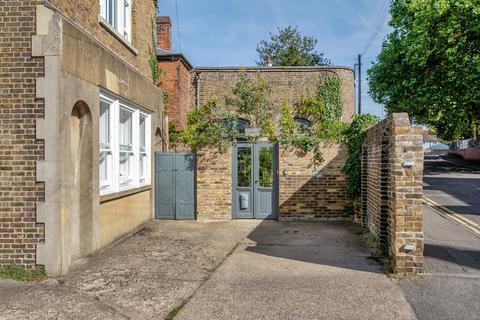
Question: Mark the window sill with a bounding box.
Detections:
[98,16,139,56]
[100,185,151,203]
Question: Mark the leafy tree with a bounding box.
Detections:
[368,0,480,141]
[256,26,331,66]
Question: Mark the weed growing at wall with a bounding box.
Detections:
[341,114,379,199]
[0,264,46,282]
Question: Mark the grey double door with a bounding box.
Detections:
[233,143,278,220]
[155,153,195,220]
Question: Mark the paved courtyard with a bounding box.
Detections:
[0,220,416,320]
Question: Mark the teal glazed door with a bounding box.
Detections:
[233,143,278,219]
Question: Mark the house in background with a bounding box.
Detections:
[0,0,166,276]
[156,16,193,132]
[423,130,448,155]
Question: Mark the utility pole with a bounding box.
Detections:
[358,54,362,115]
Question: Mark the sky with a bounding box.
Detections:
[157,0,392,118]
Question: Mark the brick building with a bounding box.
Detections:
[192,67,355,221]
[156,16,193,131]
[154,18,355,221]
[0,0,166,275]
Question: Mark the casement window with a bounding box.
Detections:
[99,92,151,196]
[100,0,132,42]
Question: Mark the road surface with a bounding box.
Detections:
[399,155,480,320]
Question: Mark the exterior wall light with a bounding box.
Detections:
[403,244,416,252]
[402,160,415,168]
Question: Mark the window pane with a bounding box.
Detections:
[259,147,273,188]
[139,154,147,183]
[119,152,132,185]
[139,115,146,151]
[119,107,132,151]
[237,147,251,188]
[100,151,110,190]
[100,101,110,148]
[108,0,116,26]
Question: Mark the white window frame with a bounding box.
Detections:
[100,97,114,193]
[138,114,149,185]
[100,0,132,42]
[99,92,151,196]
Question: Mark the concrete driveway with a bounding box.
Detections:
[177,221,416,320]
[0,220,416,320]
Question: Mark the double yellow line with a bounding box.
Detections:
[424,197,480,236]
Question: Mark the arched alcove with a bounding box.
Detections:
[70,101,93,260]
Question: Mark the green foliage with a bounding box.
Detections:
[258,148,274,187]
[225,74,272,132]
[181,100,237,153]
[168,122,180,149]
[368,0,480,141]
[0,264,47,282]
[182,74,345,168]
[152,0,158,10]
[256,26,331,66]
[278,75,345,167]
[279,103,297,143]
[341,114,380,198]
[149,19,160,83]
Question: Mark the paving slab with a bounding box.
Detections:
[177,221,417,320]
[0,220,259,320]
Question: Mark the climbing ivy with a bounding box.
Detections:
[181,99,237,153]
[279,75,346,167]
[168,122,180,150]
[341,114,379,199]
[225,74,273,138]
[181,73,346,168]
[149,18,160,83]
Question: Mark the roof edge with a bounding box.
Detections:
[156,50,193,70]
[192,65,354,72]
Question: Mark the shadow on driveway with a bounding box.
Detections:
[244,220,381,274]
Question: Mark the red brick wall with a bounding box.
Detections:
[156,16,171,50]
[158,60,191,130]
[0,1,45,269]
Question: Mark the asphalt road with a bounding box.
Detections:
[423,155,480,225]
[399,155,480,320]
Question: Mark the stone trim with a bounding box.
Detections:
[100,185,152,203]
[33,5,63,273]
[98,16,139,56]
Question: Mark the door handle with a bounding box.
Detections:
[255,180,258,184]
